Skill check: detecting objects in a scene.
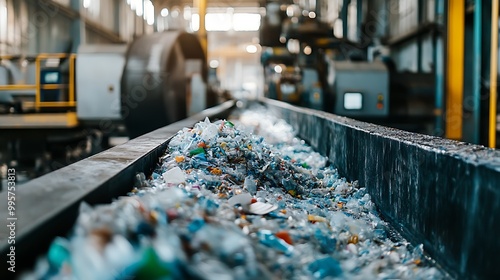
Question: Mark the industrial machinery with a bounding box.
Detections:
[259,1,434,134]
[0,31,210,178]
[330,60,389,117]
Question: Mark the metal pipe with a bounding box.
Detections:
[69,54,76,103]
[356,0,362,41]
[472,0,482,144]
[417,0,423,73]
[434,0,444,136]
[35,56,40,110]
[445,0,465,140]
[341,0,349,39]
[489,0,498,148]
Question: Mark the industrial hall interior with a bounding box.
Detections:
[0,0,499,280]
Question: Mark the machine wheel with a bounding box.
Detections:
[121,31,207,138]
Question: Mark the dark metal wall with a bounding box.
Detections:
[265,98,500,280]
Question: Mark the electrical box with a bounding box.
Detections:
[76,45,127,120]
[330,61,389,117]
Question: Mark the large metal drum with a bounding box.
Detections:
[121,31,207,138]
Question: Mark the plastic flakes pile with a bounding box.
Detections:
[24,106,446,280]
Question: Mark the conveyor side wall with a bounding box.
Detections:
[0,101,235,277]
[265,98,500,280]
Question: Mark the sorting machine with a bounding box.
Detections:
[0,98,498,279]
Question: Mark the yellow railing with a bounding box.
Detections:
[35,53,76,109]
[0,53,76,110]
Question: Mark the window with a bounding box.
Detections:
[233,13,261,31]
[0,0,7,46]
[191,12,260,32]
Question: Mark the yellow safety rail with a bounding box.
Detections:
[35,53,76,109]
[445,0,465,140]
[0,53,76,110]
[489,0,498,148]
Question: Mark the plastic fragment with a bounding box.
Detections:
[120,247,173,280]
[175,155,185,162]
[26,105,447,280]
[189,147,205,156]
[275,231,293,245]
[228,193,252,206]
[257,230,294,255]
[248,201,278,215]
[162,167,185,185]
[244,176,257,194]
[308,214,327,223]
[308,257,342,279]
[47,237,70,270]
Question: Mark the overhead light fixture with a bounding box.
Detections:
[246,45,258,54]
[161,8,169,17]
[209,60,219,68]
[274,65,283,74]
[304,45,312,55]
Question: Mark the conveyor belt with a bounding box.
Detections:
[0,100,235,276]
[264,98,500,279]
[0,98,499,279]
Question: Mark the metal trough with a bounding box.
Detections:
[1,98,499,279]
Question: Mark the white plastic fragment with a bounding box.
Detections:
[228,193,252,206]
[389,251,400,264]
[347,243,358,255]
[248,202,278,215]
[162,166,185,185]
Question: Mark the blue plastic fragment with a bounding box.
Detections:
[47,237,70,270]
[257,230,293,255]
[136,221,156,237]
[314,229,337,254]
[308,256,342,279]
[152,172,161,180]
[188,218,205,233]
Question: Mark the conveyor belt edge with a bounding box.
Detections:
[263,98,500,280]
[0,100,235,276]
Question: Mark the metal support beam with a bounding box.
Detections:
[341,0,349,39]
[417,0,424,73]
[445,0,465,140]
[356,0,362,41]
[471,0,482,144]
[70,0,85,53]
[434,0,445,136]
[195,0,207,56]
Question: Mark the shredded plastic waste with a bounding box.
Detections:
[22,105,447,280]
